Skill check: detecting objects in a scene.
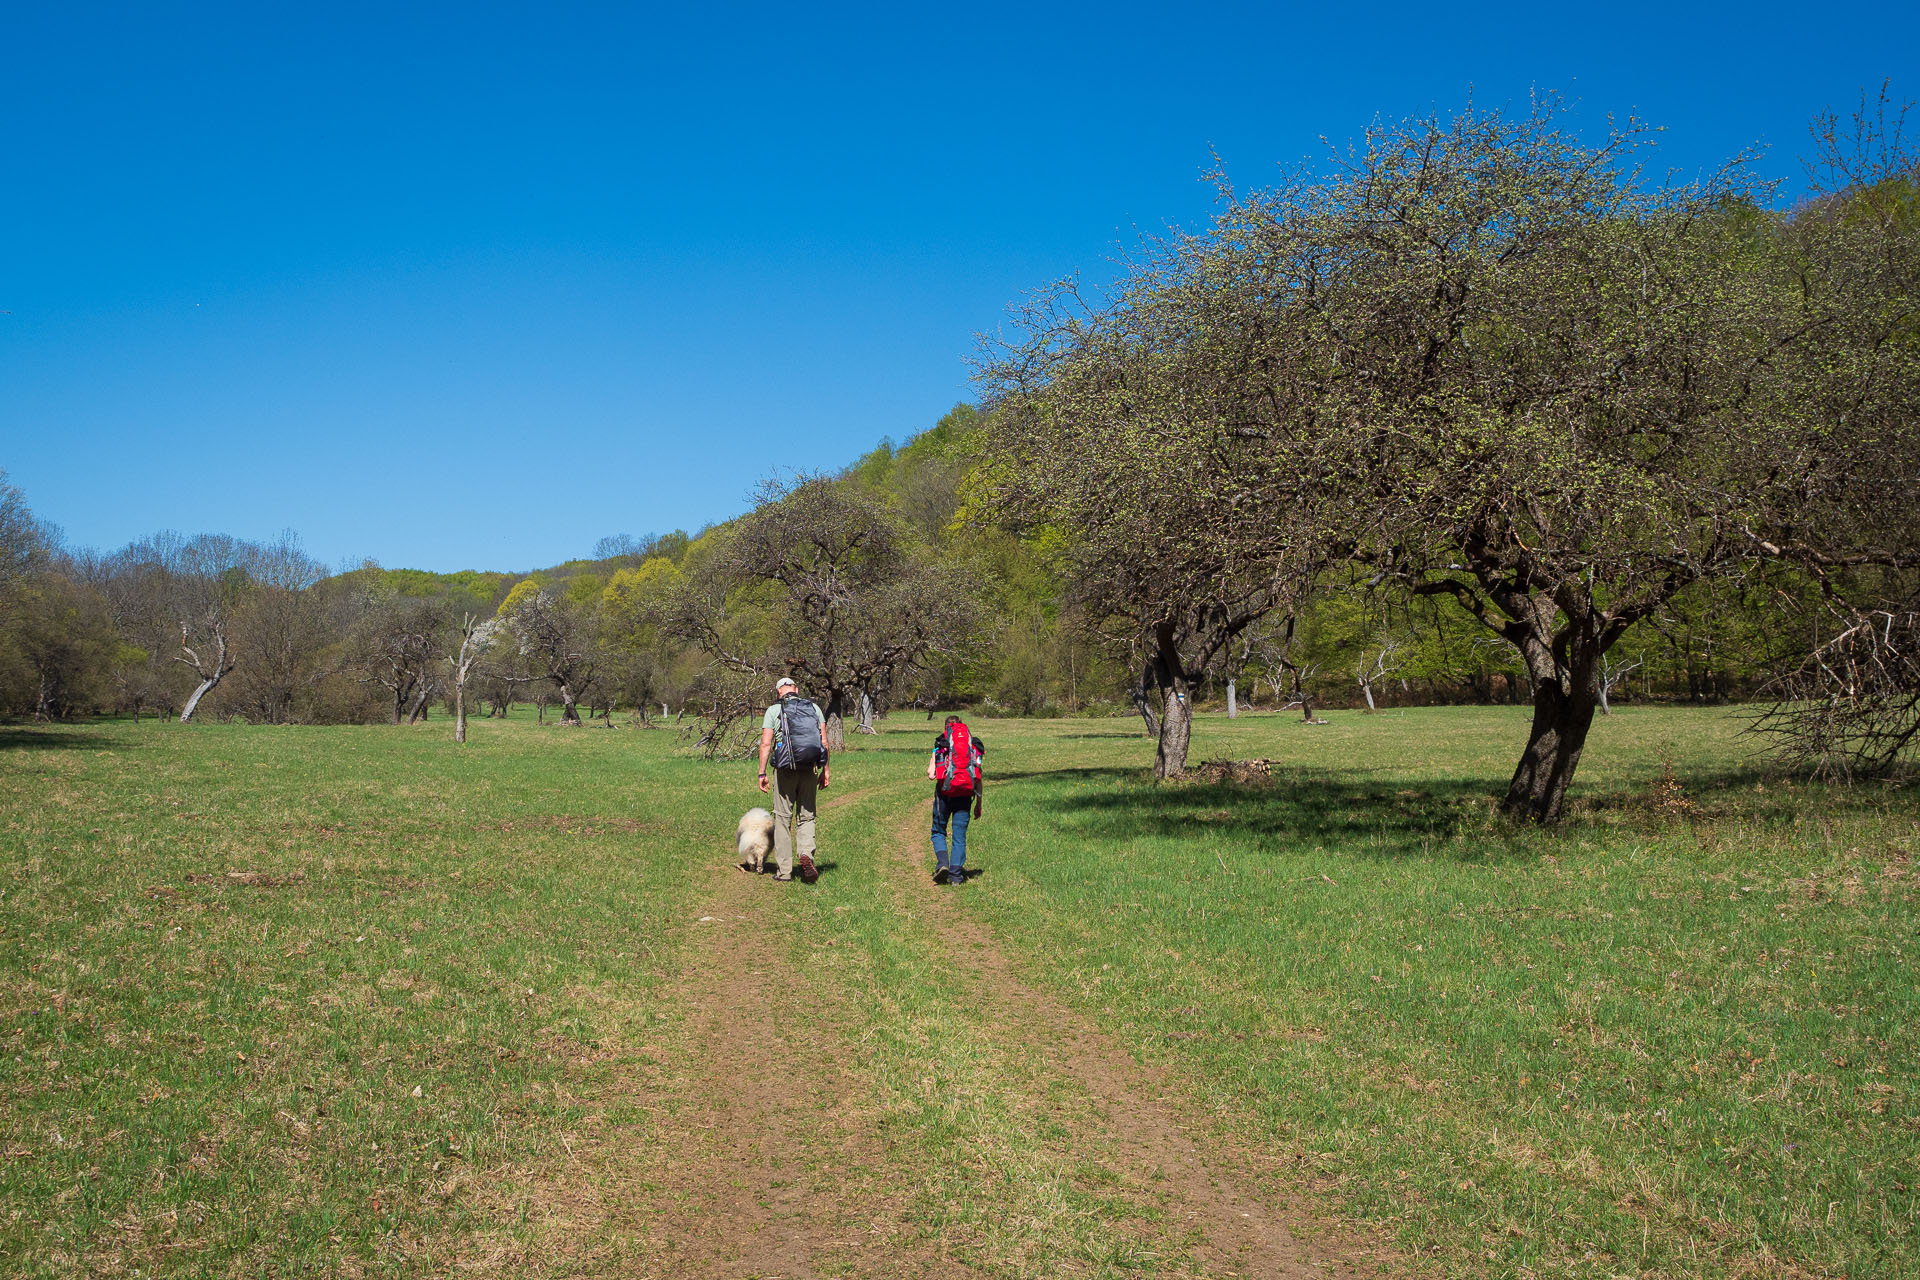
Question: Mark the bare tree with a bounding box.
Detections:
[354,598,447,724]
[503,587,599,725]
[222,533,328,723]
[594,532,653,568]
[1279,655,1325,724]
[1754,601,1920,777]
[668,475,978,750]
[679,664,768,759]
[448,614,503,743]
[1245,614,1324,723]
[104,531,323,723]
[1355,641,1404,714]
[1597,655,1643,717]
[121,532,271,723]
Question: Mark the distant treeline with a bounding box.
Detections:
[0,401,1805,730]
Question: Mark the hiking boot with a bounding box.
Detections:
[932,866,949,885]
[772,873,792,882]
[796,854,819,884]
[948,866,966,886]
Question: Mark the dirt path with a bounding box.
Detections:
[638,864,845,1276]
[485,782,1383,1277]
[885,802,1382,1279]
[634,783,959,1280]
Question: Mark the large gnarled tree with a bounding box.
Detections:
[986,94,1918,816]
[670,475,977,750]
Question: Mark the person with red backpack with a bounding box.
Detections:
[928,714,983,885]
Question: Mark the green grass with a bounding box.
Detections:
[1,705,1914,1278]
[965,707,1920,1277]
[0,713,722,1276]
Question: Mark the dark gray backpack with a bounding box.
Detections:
[773,695,826,769]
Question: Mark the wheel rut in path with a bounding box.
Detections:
[887,801,1382,1279]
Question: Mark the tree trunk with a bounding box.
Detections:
[180,676,220,723]
[558,684,581,724]
[1598,683,1612,716]
[1148,623,1194,777]
[1226,678,1238,719]
[455,684,469,743]
[1155,682,1192,778]
[823,689,847,751]
[858,692,876,733]
[1361,679,1377,712]
[1502,639,1600,824]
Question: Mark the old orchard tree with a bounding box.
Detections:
[983,262,1338,778]
[670,474,976,750]
[989,97,1918,819]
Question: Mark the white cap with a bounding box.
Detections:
[775,677,797,691]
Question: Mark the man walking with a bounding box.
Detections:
[757,676,829,883]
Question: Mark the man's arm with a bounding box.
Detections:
[757,726,773,793]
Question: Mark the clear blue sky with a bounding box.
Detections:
[4,3,1915,573]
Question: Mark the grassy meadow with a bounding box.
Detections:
[0,716,726,1275]
[968,709,1918,1277]
[0,705,1914,1277]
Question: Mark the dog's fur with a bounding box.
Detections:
[736,807,775,873]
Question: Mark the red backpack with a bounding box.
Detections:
[935,722,981,798]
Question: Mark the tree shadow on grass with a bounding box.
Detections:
[1052,771,1517,861]
[1016,762,1898,865]
[1575,764,1918,825]
[0,726,122,751]
[994,766,1143,785]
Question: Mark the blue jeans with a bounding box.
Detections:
[932,793,972,873]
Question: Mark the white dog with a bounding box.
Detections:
[736,807,775,873]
